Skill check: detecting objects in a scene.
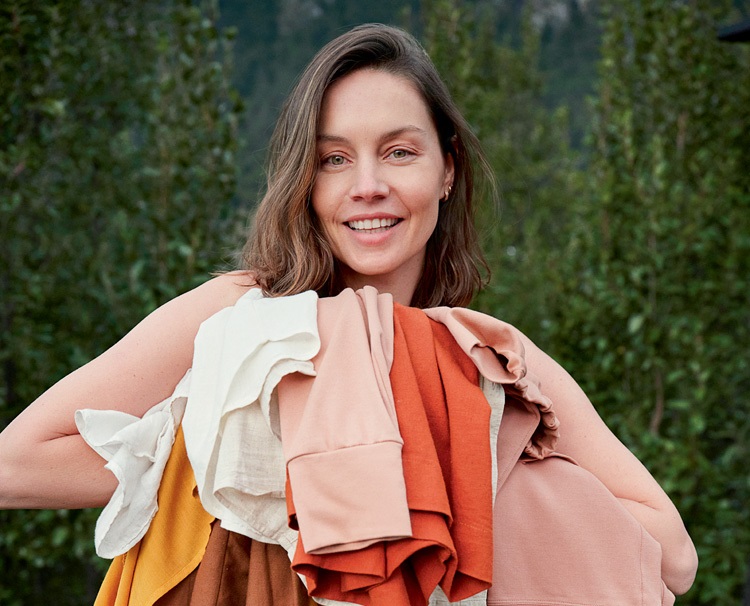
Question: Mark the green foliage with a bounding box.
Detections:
[2,0,746,603]
[546,2,750,603]
[0,1,242,603]
[421,0,585,339]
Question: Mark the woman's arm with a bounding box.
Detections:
[519,333,699,596]
[0,272,255,510]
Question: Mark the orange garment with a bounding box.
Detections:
[287,304,494,605]
[94,427,214,606]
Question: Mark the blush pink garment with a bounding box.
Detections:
[487,394,676,605]
[277,287,411,556]
[424,305,676,605]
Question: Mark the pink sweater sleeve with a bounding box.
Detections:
[276,287,412,554]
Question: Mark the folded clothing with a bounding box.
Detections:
[283,304,494,606]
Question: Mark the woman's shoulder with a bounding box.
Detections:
[184,270,259,315]
[157,270,260,327]
[90,271,260,397]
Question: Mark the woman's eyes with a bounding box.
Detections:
[320,148,414,167]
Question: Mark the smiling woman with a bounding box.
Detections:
[243,25,491,309]
[0,23,696,606]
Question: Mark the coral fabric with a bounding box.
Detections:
[286,304,494,606]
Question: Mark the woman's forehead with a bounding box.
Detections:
[318,69,434,139]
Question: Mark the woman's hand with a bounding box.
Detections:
[0,273,255,510]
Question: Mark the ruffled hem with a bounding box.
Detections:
[75,370,190,558]
[422,306,559,460]
[182,288,320,549]
[505,369,559,460]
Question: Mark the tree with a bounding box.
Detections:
[0,1,242,603]
[548,1,750,602]
[420,0,584,339]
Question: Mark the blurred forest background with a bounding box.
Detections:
[1,0,749,604]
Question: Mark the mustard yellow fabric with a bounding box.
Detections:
[95,426,215,606]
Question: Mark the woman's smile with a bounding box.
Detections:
[346,216,401,232]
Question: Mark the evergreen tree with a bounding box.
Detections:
[550,2,750,602]
[0,2,241,603]
[421,0,584,339]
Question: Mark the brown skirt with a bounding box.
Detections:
[155,522,315,606]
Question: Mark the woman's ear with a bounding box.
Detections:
[442,152,455,201]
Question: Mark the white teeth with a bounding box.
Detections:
[348,218,398,231]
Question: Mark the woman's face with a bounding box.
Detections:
[311,68,454,305]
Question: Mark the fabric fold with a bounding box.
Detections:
[423,306,559,459]
[182,287,320,548]
[75,370,191,559]
[278,287,412,555]
[283,302,495,606]
[93,426,215,606]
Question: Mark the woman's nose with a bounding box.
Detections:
[349,159,389,201]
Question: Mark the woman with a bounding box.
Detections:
[0,24,697,605]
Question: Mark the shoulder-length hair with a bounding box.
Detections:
[241,23,494,307]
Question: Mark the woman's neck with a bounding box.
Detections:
[339,272,418,307]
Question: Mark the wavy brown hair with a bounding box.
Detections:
[242,24,494,307]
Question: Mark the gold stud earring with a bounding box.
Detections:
[443,185,453,201]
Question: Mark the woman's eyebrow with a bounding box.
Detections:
[317,125,428,144]
[317,133,348,144]
[378,125,428,143]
